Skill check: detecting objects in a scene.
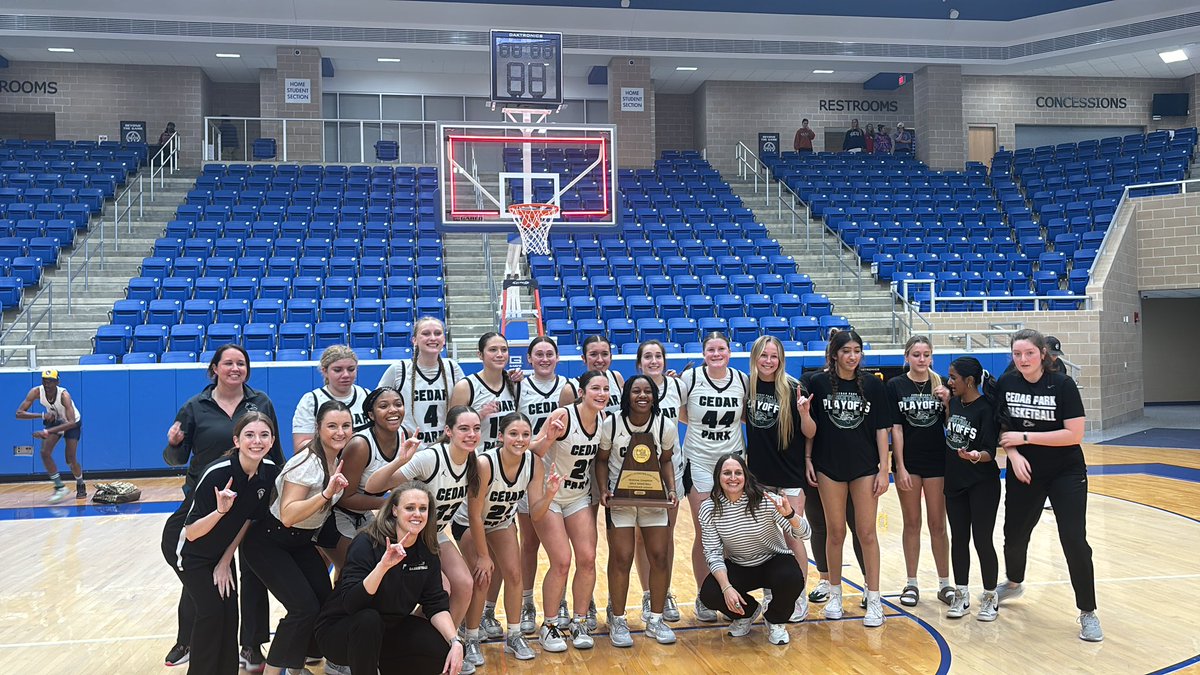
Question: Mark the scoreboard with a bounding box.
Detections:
[490,30,563,106]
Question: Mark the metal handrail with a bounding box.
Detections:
[0,283,53,367]
[893,278,1093,312]
[735,142,862,304]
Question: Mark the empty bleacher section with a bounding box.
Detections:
[86,163,446,364]
[0,139,148,313]
[534,150,852,354]
[763,128,1196,313]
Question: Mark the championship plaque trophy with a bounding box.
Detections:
[608,431,673,507]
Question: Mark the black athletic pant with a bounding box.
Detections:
[698,554,806,625]
[243,517,331,669]
[1003,462,1097,611]
[945,479,1000,589]
[802,481,865,574]
[317,611,450,675]
[177,565,239,675]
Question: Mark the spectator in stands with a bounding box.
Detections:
[218,116,239,161]
[153,122,176,159]
[15,369,86,503]
[864,125,876,153]
[793,119,815,153]
[894,123,914,154]
[842,119,866,153]
[875,127,893,155]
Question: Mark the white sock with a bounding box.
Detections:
[763,588,774,602]
[829,584,843,596]
[647,611,663,622]
[907,577,918,587]
[956,585,968,593]
[522,590,534,602]
[507,624,521,635]
[866,590,880,601]
[484,601,496,613]
[939,577,951,589]
[464,628,481,640]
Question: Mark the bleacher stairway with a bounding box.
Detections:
[729,178,903,349]
[19,176,196,365]
[442,232,513,346]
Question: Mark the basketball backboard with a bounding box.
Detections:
[437,121,618,232]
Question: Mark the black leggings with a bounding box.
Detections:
[317,611,450,675]
[174,550,269,649]
[945,479,1000,589]
[243,517,331,669]
[801,481,865,575]
[177,565,239,675]
[698,554,806,624]
[1003,462,1097,611]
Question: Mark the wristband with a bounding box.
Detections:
[321,491,332,501]
[216,508,228,515]
[782,510,796,519]
[721,584,733,592]
[1023,432,1029,443]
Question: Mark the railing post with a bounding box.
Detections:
[282,120,289,162]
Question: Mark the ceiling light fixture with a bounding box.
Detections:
[47,48,74,53]
[1159,49,1188,63]
[215,53,241,58]
[813,69,834,74]
[377,57,402,63]
[675,66,698,71]
[949,8,960,19]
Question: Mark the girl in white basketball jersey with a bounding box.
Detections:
[292,345,371,449]
[377,317,465,444]
[450,332,520,453]
[558,335,624,414]
[531,370,609,653]
[515,336,570,634]
[366,405,482,632]
[332,387,420,572]
[453,413,557,665]
[680,332,749,622]
[632,339,685,621]
[596,374,680,647]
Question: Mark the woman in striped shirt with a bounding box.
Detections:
[696,453,811,646]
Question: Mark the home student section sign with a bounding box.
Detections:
[285,78,312,104]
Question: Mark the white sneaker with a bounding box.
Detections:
[48,485,70,504]
[766,620,790,645]
[694,597,719,622]
[727,604,762,637]
[663,592,682,622]
[863,594,885,628]
[480,609,503,639]
[608,614,633,648]
[789,593,809,622]
[645,616,677,644]
[947,588,970,619]
[556,600,570,627]
[822,586,844,620]
[505,632,536,660]
[569,619,594,649]
[539,622,567,653]
[459,659,475,675]
[519,601,538,635]
[1078,611,1103,642]
[323,662,351,675]
[464,636,484,666]
[977,590,998,622]
[996,579,1024,605]
[808,578,831,603]
[585,599,598,632]
[641,591,652,624]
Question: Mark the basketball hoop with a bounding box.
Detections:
[508,203,559,256]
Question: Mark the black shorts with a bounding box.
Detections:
[45,420,81,441]
[450,521,469,542]
[813,462,878,484]
[892,451,945,479]
[681,460,694,495]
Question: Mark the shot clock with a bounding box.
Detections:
[490,30,563,106]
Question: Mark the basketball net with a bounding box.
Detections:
[507,203,559,257]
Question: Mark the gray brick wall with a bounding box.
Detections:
[0,59,203,155]
[961,75,1184,150]
[608,57,656,169]
[259,47,324,162]
[914,65,965,171]
[693,80,914,173]
[1135,194,1200,290]
[654,92,696,154]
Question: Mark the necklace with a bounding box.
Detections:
[908,374,930,395]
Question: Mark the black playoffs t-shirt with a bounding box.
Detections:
[996,369,1086,471]
[746,377,807,489]
[886,375,946,468]
[808,372,890,481]
[944,397,999,494]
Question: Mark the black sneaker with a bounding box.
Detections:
[76,482,87,499]
[164,643,190,667]
[240,645,266,673]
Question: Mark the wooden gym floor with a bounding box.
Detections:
[0,443,1196,674]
